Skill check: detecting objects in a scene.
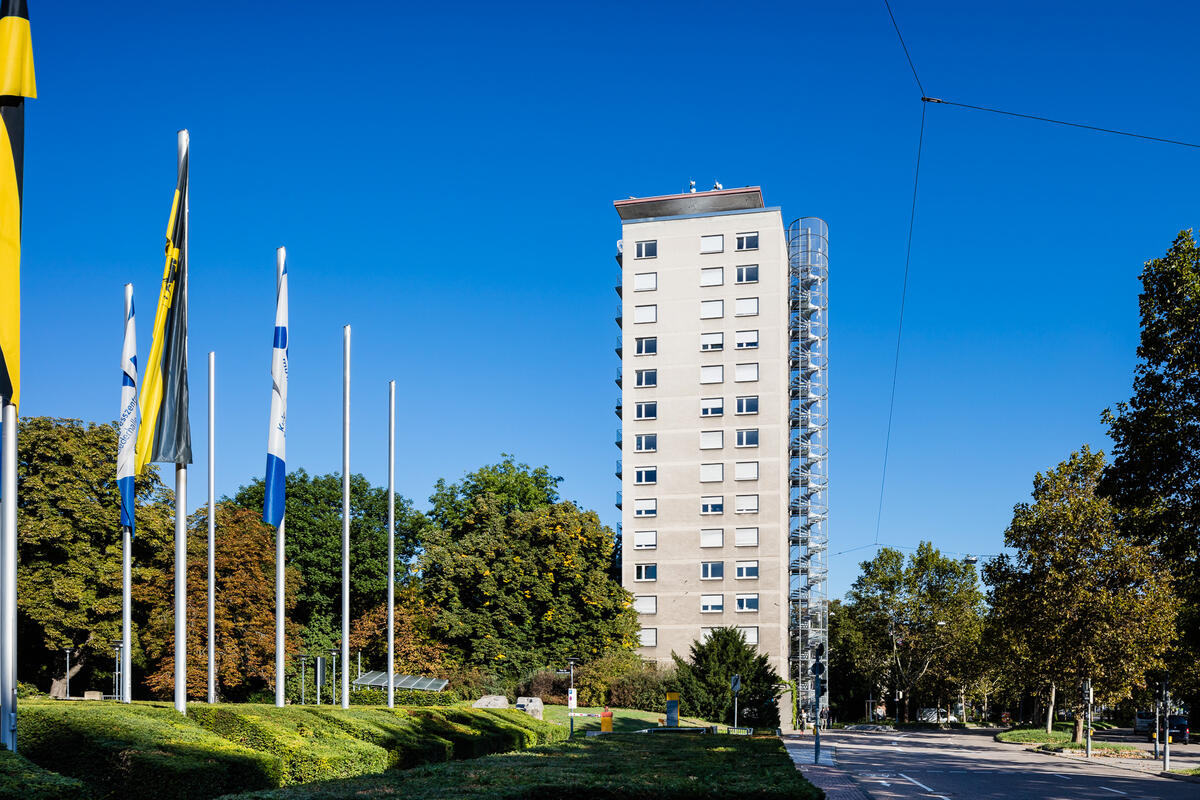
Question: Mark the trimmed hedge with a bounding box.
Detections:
[0,749,92,799]
[18,701,280,799]
[348,688,455,707]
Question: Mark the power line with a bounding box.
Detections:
[873,102,927,546]
[883,0,925,96]
[922,96,1200,149]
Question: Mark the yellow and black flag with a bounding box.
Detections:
[135,134,191,473]
[0,0,35,409]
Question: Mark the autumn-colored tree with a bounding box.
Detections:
[140,503,302,701]
[15,417,173,697]
[348,586,448,676]
[985,447,1177,741]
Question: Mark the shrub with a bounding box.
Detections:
[515,669,570,705]
[609,663,675,711]
[0,749,91,799]
[18,701,280,799]
[348,688,456,707]
[673,628,781,727]
[16,681,43,699]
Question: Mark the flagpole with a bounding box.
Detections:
[207,350,215,703]
[341,325,350,709]
[122,283,135,704]
[174,128,189,715]
[387,380,395,709]
[275,247,286,708]
[1,399,16,749]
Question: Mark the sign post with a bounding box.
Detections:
[812,644,825,766]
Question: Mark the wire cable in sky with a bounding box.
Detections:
[923,97,1200,149]
[883,0,925,96]
[873,102,927,546]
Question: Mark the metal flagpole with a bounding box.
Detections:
[1,399,16,749]
[174,128,189,715]
[341,325,350,709]
[274,247,286,708]
[121,283,135,704]
[207,351,215,703]
[387,380,395,708]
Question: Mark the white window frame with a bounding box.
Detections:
[735,363,759,382]
[700,495,724,515]
[700,430,724,450]
[635,401,657,420]
[736,429,759,448]
[738,626,758,645]
[734,461,759,481]
[735,232,759,251]
[735,560,759,580]
[633,595,657,615]
[736,396,759,415]
[700,266,724,287]
[634,563,657,582]
[634,466,657,485]
[735,330,758,350]
[635,240,657,259]
[634,304,657,324]
[700,234,724,254]
[633,272,657,292]
[700,397,724,417]
[700,365,724,384]
[635,368,657,388]
[700,528,724,548]
[700,594,724,613]
[634,498,657,518]
[735,494,759,514]
[700,299,724,319]
[639,627,658,646]
[699,463,724,483]
[700,332,724,352]
[735,527,759,547]
[700,561,724,580]
[633,530,657,550]
[635,336,657,356]
[735,593,759,612]
[736,264,759,284]
[734,297,759,317]
[634,433,657,452]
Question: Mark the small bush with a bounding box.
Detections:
[609,664,675,711]
[15,681,43,699]
[348,688,456,707]
[0,749,91,800]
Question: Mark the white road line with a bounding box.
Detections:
[1098,788,1127,796]
[1052,773,1072,780]
[899,773,935,792]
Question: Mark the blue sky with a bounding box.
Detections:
[17,1,1200,599]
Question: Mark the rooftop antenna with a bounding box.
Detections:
[689,180,696,194]
[713,180,723,190]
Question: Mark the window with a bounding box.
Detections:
[635,336,657,355]
[700,234,724,254]
[735,494,759,514]
[700,594,724,613]
[635,368,657,387]
[634,433,657,452]
[634,466,657,485]
[635,401,657,420]
[735,330,758,349]
[700,332,724,352]
[735,461,759,481]
[633,272,657,291]
[736,232,759,251]
[634,304,657,324]
[700,495,724,514]
[700,266,724,287]
[735,363,759,382]
[700,528,724,548]
[736,593,759,612]
[700,299,723,319]
[639,627,658,646]
[700,365,724,384]
[735,297,759,317]
[701,561,724,579]
[634,563,657,581]
[700,627,716,642]
[635,240,657,259]
[736,395,759,415]
[735,560,759,579]
[700,397,724,417]
[700,430,723,449]
[736,429,759,447]
[634,498,657,517]
[735,527,759,547]
[633,596,657,614]
[738,626,759,645]
[699,463,724,483]
[633,530,657,550]
[736,264,759,284]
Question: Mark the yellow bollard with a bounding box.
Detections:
[601,707,613,733]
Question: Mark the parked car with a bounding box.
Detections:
[1134,711,1155,733]
[917,708,958,723]
[1148,715,1190,746]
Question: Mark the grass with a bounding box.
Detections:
[995,725,1149,758]
[0,749,92,799]
[996,727,1070,745]
[219,732,823,799]
[1172,766,1200,776]
[1040,741,1148,757]
[541,704,720,733]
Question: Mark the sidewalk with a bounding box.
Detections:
[783,737,874,800]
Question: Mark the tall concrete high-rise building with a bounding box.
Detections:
[613,186,828,722]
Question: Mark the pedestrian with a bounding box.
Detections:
[820,706,829,730]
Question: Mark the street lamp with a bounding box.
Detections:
[299,654,308,705]
[113,643,123,701]
[329,649,339,705]
[64,648,71,700]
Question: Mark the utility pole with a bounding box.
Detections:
[812,643,825,765]
[1162,679,1171,773]
[1081,679,1092,759]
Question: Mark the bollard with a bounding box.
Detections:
[601,707,613,733]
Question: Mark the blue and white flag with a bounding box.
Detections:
[263,250,288,527]
[118,285,138,531]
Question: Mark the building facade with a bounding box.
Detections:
[613,186,828,721]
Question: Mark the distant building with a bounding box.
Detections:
[612,186,828,721]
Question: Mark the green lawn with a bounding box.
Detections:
[541,704,720,733]
[996,728,1071,745]
[995,726,1149,757]
[221,732,823,800]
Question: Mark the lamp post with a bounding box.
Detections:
[64,648,71,700]
[330,649,338,705]
[299,654,308,705]
[113,644,122,701]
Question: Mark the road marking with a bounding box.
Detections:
[899,773,935,792]
[1098,789,1127,796]
[1051,773,1072,780]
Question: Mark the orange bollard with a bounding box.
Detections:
[601,706,613,733]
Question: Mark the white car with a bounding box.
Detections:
[1134,711,1155,733]
[917,708,958,723]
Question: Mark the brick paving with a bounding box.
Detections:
[782,737,874,799]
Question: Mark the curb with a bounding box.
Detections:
[1019,745,1200,784]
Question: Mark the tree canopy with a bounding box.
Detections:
[427,454,561,535]
[672,627,781,727]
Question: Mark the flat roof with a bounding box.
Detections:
[614,187,764,221]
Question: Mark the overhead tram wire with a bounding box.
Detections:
[883,0,926,96]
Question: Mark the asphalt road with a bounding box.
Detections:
[814,727,1199,799]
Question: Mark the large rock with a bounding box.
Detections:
[472,694,509,709]
[515,696,544,720]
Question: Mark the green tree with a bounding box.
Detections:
[828,598,888,722]
[985,447,1177,741]
[1102,230,1200,704]
[427,454,561,534]
[672,627,781,727]
[232,469,424,649]
[419,497,637,675]
[15,417,173,697]
[847,543,984,722]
